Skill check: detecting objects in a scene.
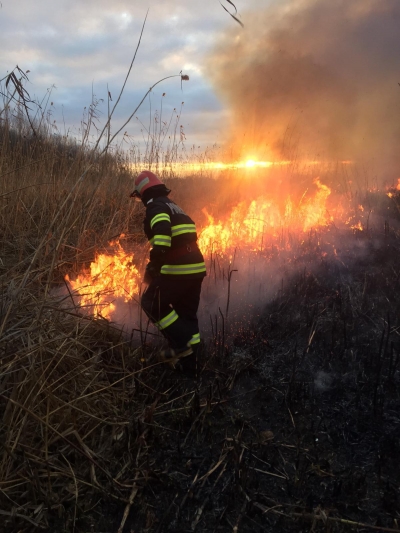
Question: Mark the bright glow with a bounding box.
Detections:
[66,237,140,320]
[130,159,353,177]
[66,174,362,321]
[174,160,289,172]
[350,221,363,231]
[198,178,333,256]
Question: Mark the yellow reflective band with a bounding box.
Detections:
[190,333,200,345]
[155,309,179,330]
[152,235,172,247]
[171,224,196,237]
[160,262,206,275]
[150,213,171,229]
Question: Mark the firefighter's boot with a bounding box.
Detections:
[160,343,193,369]
[176,342,200,379]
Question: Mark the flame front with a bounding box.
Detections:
[66,238,140,320]
[198,178,333,255]
[66,177,364,320]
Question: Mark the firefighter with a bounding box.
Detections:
[130,170,206,375]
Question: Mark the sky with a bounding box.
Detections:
[0,0,251,154]
[1,0,400,175]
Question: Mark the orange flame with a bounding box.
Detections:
[198,178,332,255]
[66,178,366,320]
[350,221,363,231]
[65,238,140,320]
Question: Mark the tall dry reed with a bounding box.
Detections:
[0,60,195,529]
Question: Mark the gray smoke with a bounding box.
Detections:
[207,0,400,178]
[314,370,333,393]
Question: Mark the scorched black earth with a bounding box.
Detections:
[93,228,399,532]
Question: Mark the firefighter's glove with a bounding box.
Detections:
[150,247,167,262]
[144,261,160,284]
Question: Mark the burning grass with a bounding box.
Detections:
[65,237,142,320]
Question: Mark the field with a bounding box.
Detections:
[1,108,400,533]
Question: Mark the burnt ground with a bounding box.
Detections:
[24,226,397,533]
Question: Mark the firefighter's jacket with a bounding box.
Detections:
[144,196,206,278]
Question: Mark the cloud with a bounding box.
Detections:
[0,0,239,149]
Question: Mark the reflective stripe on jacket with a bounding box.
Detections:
[144,196,206,278]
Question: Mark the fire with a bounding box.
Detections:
[301,178,332,231]
[351,221,363,231]
[65,238,140,320]
[386,178,400,198]
[65,177,365,321]
[198,178,332,255]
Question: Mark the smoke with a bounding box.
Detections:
[314,370,333,393]
[199,252,281,339]
[207,0,400,176]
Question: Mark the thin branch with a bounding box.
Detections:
[101,74,183,156]
[93,9,149,152]
[220,1,244,27]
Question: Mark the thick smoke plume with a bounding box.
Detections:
[208,0,400,177]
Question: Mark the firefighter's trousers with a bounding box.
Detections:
[141,276,203,349]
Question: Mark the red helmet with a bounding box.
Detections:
[130,170,164,198]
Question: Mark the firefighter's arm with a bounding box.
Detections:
[147,204,172,273]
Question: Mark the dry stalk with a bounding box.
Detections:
[250,498,400,532]
[117,471,141,533]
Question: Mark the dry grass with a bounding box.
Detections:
[0,94,179,529]
[0,57,236,528]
